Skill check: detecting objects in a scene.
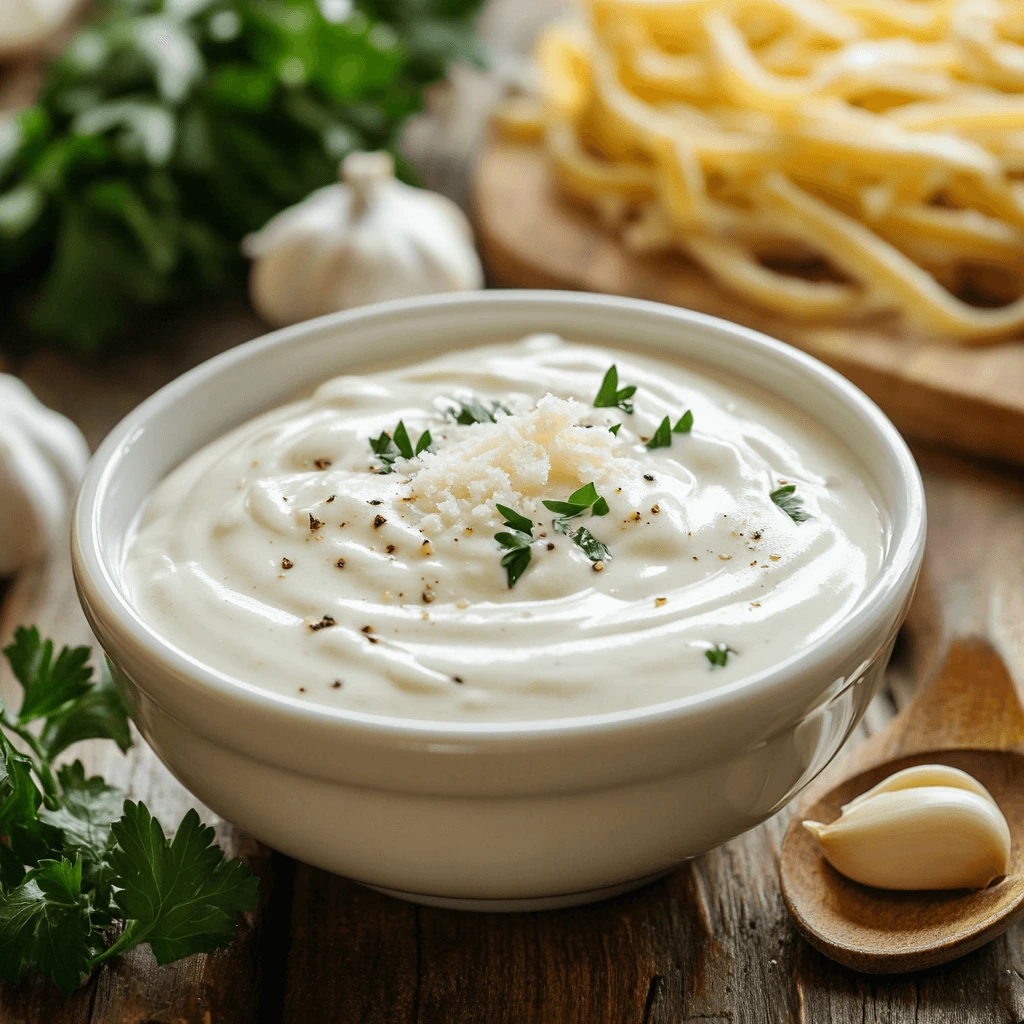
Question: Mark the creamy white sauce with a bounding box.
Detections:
[124,336,885,721]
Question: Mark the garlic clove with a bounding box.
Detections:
[841,763,999,813]
[0,375,89,576]
[804,786,1012,890]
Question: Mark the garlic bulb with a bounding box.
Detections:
[804,764,1012,891]
[0,0,77,57]
[242,152,484,327]
[0,375,89,576]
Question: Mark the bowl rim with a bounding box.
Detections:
[72,290,926,743]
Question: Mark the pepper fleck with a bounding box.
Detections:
[309,615,336,631]
[453,676,464,685]
[326,495,336,503]
[331,680,343,688]
[546,542,555,551]
[281,557,293,570]
[386,544,396,554]
[373,515,386,529]
[369,499,383,506]
[644,474,654,482]
[335,558,346,569]
[313,458,332,470]
[308,513,323,531]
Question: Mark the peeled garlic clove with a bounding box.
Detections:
[804,786,1011,890]
[841,763,998,812]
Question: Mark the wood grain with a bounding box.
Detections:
[474,139,1024,467]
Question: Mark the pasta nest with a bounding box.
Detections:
[504,0,1024,344]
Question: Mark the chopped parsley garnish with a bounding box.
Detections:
[370,421,433,474]
[593,365,637,413]
[705,643,733,668]
[646,410,694,449]
[494,504,535,588]
[646,416,672,450]
[0,627,258,995]
[608,423,622,436]
[770,484,812,523]
[542,482,609,523]
[571,526,611,564]
[448,398,511,425]
[542,484,612,562]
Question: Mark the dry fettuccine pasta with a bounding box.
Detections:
[504,0,1024,344]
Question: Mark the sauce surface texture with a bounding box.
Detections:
[124,336,885,721]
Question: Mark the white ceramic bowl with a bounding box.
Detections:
[72,291,925,910]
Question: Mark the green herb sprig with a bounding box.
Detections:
[543,483,612,564]
[593,365,637,413]
[542,481,609,532]
[494,504,534,588]
[645,411,694,450]
[0,627,258,995]
[704,643,733,669]
[370,420,433,473]
[0,0,486,352]
[447,397,511,425]
[770,484,812,523]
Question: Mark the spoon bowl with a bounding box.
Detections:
[780,637,1024,973]
[781,748,1024,973]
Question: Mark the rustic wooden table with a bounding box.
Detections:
[3,2,1024,1020]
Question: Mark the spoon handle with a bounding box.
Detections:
[871,638,1024,759]
[797,578,1024,812]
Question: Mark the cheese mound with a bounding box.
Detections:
[410,395,626,532]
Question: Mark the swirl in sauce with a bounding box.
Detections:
[124,336,885,721]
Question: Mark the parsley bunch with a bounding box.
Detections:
[0,0,484,352]
[0,627,259,995]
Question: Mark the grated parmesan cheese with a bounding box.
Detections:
[408,395,626,532]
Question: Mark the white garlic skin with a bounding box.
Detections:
[804,765,1012,891]
[242,151,483,327]
[0,0,77,57]
[0,375,90,576]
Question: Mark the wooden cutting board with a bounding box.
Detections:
[473,139,1024,467]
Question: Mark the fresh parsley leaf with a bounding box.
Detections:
[705,644,733,669]
[392,420,415,460]
[414,429,433,456]
[570,526,611,564]
[4,627,93,724]
[40,762,122,866]
[645,416,673,450]
[646,411,694,449]
[105,802,260,967]
[371,421,432,473]
[770,484,812,523]
[496,503,534,536]
[0,857,95,996]
[448,397,511,425]
[0,628,260,988]
[608,423,621,436]
[494,504,534,587]
[593,365,637,413]
[39,658,131,760]
[542,482,609,519]
[498,545,532,589]
[370,430,401,474]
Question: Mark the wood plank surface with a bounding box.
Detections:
[2,0,1024,1019]
[474,139,1024,468]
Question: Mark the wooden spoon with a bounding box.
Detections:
[780,638,1024,974]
